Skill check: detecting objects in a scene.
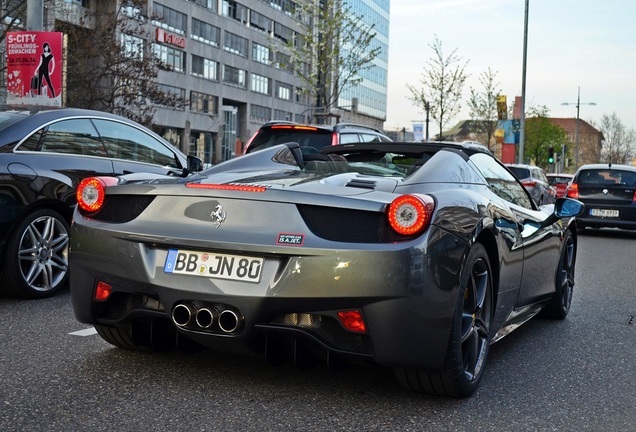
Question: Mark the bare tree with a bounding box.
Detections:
[56,0,185,126]
[282,0,381,121]
[407,35,469,140]
[0,0,27,73]
[597,112,635,165]
[467,67,501,150]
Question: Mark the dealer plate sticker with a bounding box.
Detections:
[590,208,619,218]
[164,249,263,283]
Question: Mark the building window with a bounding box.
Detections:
[250,104,271,123]
[153,84,186,108]
[192,18,220,46]
[223,65,247,88]
[223,32,248,57]
[191,55,218,80]
[274,109,293,121]
[222,0,248,24]
[249,10,271,33]
[190,91,218,114]
[275,52,293,73]
[273,22,292,43]
[152,3,187,35]
[252,42,272,65]
[121,33,145,59]
[251,74,271,95]
[153,44,186,72]
[275,82,292,100]
[191,0,217,12]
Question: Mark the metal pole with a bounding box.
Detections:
[574,87,580,168]
[26,0,44,31]
[518,0,529,164]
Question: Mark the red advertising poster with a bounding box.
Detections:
[6,31,63,107]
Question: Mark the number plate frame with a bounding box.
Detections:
[164,249,263,283]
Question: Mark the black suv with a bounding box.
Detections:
[243,121,392,154]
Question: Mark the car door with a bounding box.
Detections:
[470,153,561,305]
[91,119,186,176]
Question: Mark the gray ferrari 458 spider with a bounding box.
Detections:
[69,141,584,397]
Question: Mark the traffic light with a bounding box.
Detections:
[548,146,555,164]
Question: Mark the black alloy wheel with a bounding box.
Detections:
[395,243,493,397]
[1,209,70,298]
[543,229,576,319]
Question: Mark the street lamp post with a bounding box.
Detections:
[562,86,596,168]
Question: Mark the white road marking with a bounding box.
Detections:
[69,327,97,336]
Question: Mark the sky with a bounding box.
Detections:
[384,0,636,135]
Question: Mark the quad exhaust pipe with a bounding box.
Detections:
[171,302,244,333]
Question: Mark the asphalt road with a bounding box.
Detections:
[1,229,634,432]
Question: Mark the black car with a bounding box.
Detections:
[70,141,584,397]
[0,108,202,298]
[243,121,392,155]
[565,164,636,230]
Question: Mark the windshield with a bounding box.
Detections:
[248,129,332,153]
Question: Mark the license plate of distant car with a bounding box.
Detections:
[590,208,619,218]
[164,249,263,283]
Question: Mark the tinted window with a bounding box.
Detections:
[508,167,530,180]
[92,119,179,167]
[248,129,332,153]
[339,133,360,144]
[24,119,106,156]
[579,169,636,187]
[472,154,533,209]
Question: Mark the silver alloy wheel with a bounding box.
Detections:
[17,214,69,293]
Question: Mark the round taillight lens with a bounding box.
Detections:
[388,194,434,236]
[76,177,112,213]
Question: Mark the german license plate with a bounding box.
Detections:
[164,249,263,283]
[590,208,619,218]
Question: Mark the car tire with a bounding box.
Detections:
[1,208,70,298]
[95,325,148,350]
[542,229,576,319]
[395,243,493,397]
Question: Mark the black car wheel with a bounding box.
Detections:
[395,243,493,397]
[1,209,70,298]
[543,229,576,319]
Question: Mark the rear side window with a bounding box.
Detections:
[19,119,106,156]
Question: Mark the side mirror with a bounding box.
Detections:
[539,197,585,229]
[186,155,203,173]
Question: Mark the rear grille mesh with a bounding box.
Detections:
[296,204,413,243]
[81,195,156,223]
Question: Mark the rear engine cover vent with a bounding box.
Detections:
[346,179,377,189]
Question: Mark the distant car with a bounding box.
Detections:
[565,164,636,231]
[70,141,584,398]
[547,173,574,198]
[0,107,203,298]
[243,121,392,155]
[506,164,557,205]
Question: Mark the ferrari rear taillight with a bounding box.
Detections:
[387,194,435,236]
[94,281,112,301]
[76,177,117,212]
[566,183,579,199]
[337,310,367,333]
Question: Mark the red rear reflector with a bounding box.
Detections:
[522,181,537,187]
[388,194,434,236]
[566,183,579,199]
[337,310,367,333]
[94,281,112,301]
[186,183,267,192]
